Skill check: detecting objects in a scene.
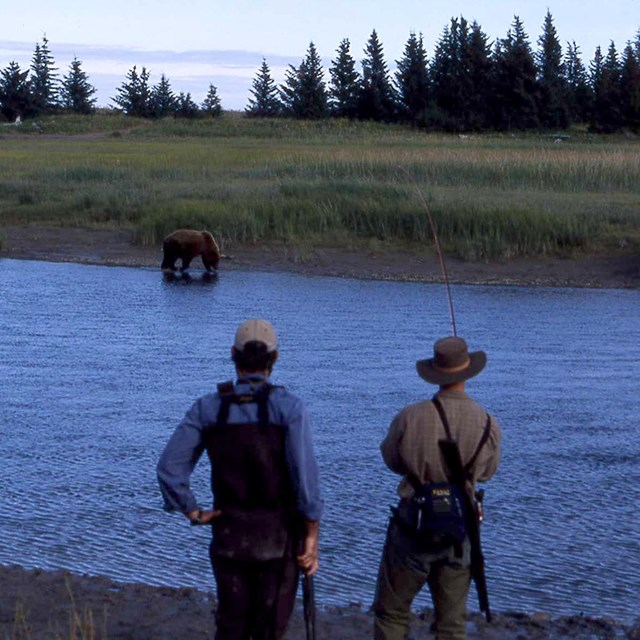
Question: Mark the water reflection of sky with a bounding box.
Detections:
[0,258,638,623]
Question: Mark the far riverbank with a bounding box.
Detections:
[1,225,639,289]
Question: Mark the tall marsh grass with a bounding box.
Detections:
[1,114,639,260]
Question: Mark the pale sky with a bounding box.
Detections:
[0,0,638,110]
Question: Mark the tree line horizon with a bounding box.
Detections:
[1,12,639,133]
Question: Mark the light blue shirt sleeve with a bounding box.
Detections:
[156,399,208,514]
[278,392,324,521]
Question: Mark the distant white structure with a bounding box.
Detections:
[2,115,22,126]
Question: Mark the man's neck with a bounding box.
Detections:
[237,369,269,379]
[440,381,466,393]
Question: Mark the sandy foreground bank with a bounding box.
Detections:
[1,225,639,289]
[1,565,639,640]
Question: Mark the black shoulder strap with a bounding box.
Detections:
[433,397,491,476]
[215,380,235,427]
[466,414,492,473]
[433,396,453,440]
[217,380,235,396]
[255,383,273,428]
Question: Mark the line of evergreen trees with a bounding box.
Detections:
[2,14,639,132]
[0,36,98,121]
[0,36,222,122]
[249,13,640,133]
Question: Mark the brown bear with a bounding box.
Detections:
[161,229,220,273]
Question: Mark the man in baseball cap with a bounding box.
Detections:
[158,318,323,639]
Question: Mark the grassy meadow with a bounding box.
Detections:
[1,111,639,261]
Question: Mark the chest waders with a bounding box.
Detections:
[204,381,299,562]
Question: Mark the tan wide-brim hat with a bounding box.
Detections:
[416,336,486,386]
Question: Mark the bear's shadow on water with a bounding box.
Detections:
[161,271,219,287]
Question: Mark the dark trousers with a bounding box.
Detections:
[210,544,299,640]
[373,520,471,640]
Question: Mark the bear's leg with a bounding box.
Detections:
[161,239,181,271]
[161,254,177,271]
[180,257,193,272]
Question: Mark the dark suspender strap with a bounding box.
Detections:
[432,396,453,440]
[215,381,235,428]
[433,396,491,476]
[465,414,492,473]
[256,383,272,429]
[217,380,235,396]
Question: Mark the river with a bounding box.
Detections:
[0,258,638,623]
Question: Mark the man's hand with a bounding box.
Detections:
[297,520,319,575]
[187,508,222,525]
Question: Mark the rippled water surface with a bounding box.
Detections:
[1,258,639,623]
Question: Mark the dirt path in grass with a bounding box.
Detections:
[2,225,639,290]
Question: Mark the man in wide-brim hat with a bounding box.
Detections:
[373,336,502,640]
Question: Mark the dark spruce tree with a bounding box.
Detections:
[620,43,640,131]
[174,92,199,118]
[358,30,396,121]
[535,10,569,128]
[245,59,281,117]
[591,41,623,131]
[564,41,591,124]
[202,84,223,117]
[466,21,494,130]
[430,17,493,131]
[112,66,152,117]
[328,38,360,118]
[588,45,605,127]
[149,74,176,118]
[490,16,539,130]
[395,31,430,127]
[30,35,59,114]
[430,17,470,130]
[589,45,604,86]
[280,42,328,119]
[0,61,32,121]
[59,57,97,114]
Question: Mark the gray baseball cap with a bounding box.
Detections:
[234,318,277,353]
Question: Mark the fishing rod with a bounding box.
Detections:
[404,169,497,623]
[403,169,458,336]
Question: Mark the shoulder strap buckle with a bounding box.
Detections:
[217,380,235,397]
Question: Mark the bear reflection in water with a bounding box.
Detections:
[162,270,219,285]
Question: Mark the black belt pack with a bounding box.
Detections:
[394,481,467,547]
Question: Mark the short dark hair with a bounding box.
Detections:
[232,340,277,372]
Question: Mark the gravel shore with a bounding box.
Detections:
[2,565,639,640]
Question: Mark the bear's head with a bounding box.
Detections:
[202,230,220,269]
